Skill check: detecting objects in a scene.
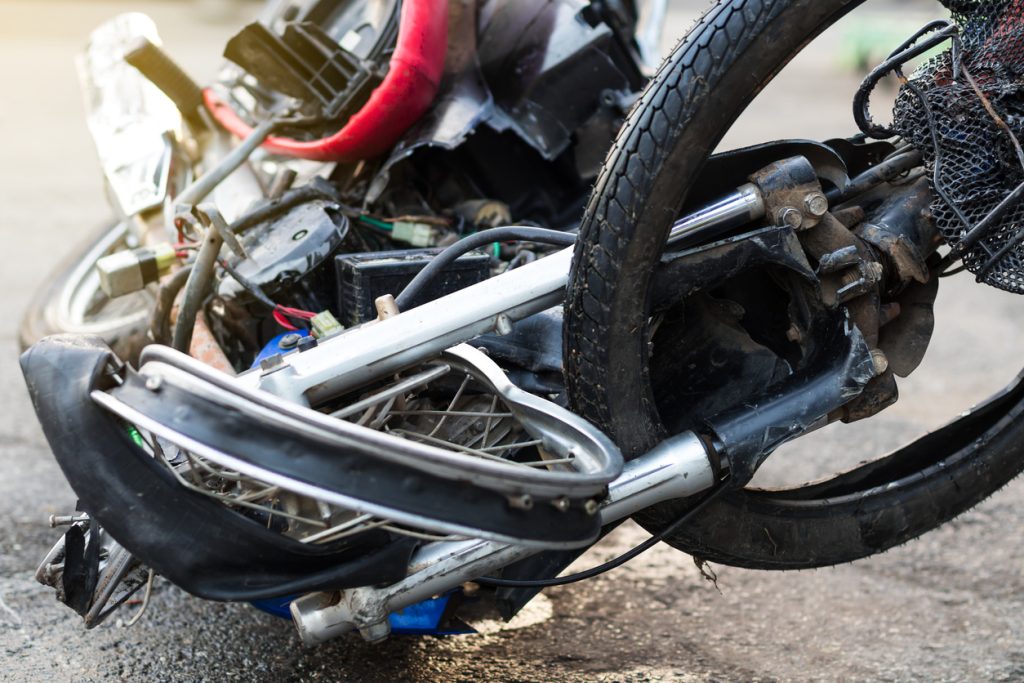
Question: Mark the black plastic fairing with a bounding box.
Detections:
[20,335,414,601]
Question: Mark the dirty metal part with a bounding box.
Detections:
[705,314,877,485]
[654,226,817,311]
[799,212,883,348]
[49,514,89,528]
[817,245,860,274]
[826,148,923,205]
[836,262,884,304]
[289,430,716,645]
[192,203,247,260]
[454,198,512,229]
[683,140,852,211]
[749,156,830,232]
[878,274,940,377]
[855,177,939,288]
[35,522,149,628]
[835,368,900,424]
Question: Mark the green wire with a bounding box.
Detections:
[492,242,500,258]
[357,215,393,231]
[126,424,145,448]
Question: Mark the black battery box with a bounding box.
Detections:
[335,248,491,325]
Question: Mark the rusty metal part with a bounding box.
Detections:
[188,311,234,374]
[878,275,939,378]
[817,245,860,274]
[832,206,866,228]
[799,213,883,349]
[749,156,829,231]
[855,177,938,288]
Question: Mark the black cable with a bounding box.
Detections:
[394,226,576,311]
[475,480,729,589]
[229,177,360,234]
[218,259,277,310]
[853,21,958,139]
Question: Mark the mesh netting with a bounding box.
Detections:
[892,0,1024,293]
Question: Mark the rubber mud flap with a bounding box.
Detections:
[20,335,414,601]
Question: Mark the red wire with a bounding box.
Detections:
[277,306,317,320]
[272,309,298,330]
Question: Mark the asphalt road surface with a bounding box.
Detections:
[2,1,1024,681]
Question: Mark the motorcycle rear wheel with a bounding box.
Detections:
[565,0,1024,569]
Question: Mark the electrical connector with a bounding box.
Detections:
[390,221,440,247]
[96,243,178,298]
[310,310,344,339]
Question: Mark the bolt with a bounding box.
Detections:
[778,207,803,229]
[508,494,534,511]
[49,514,89,528]
[584,499,601,516]
[804,192,829,217]
[278,333,302,350]
[144,375,163,392]
[551,497,571,512]
[871,349,889,376]
[358,620,392,644]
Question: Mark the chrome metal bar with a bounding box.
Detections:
[329,364,451,420]
[171,119,278,218]
[667,183,765,246]
[289,431,715,645]
[235,247,574,404]
[228,185,764,405]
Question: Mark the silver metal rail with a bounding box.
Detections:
[290,431,716,645]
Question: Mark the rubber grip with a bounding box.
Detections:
[124,37,204,122]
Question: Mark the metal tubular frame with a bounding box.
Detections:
[290,431,716,645]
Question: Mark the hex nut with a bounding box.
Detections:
[778,207,803,229]
[804,192,829,217]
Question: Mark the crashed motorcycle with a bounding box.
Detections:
[19,0,1024,645]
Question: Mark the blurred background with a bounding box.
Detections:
[2,1,1024,681]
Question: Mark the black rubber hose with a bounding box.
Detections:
[148,265,193,345]
[394,227,576,311]
[172,229,224,352]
